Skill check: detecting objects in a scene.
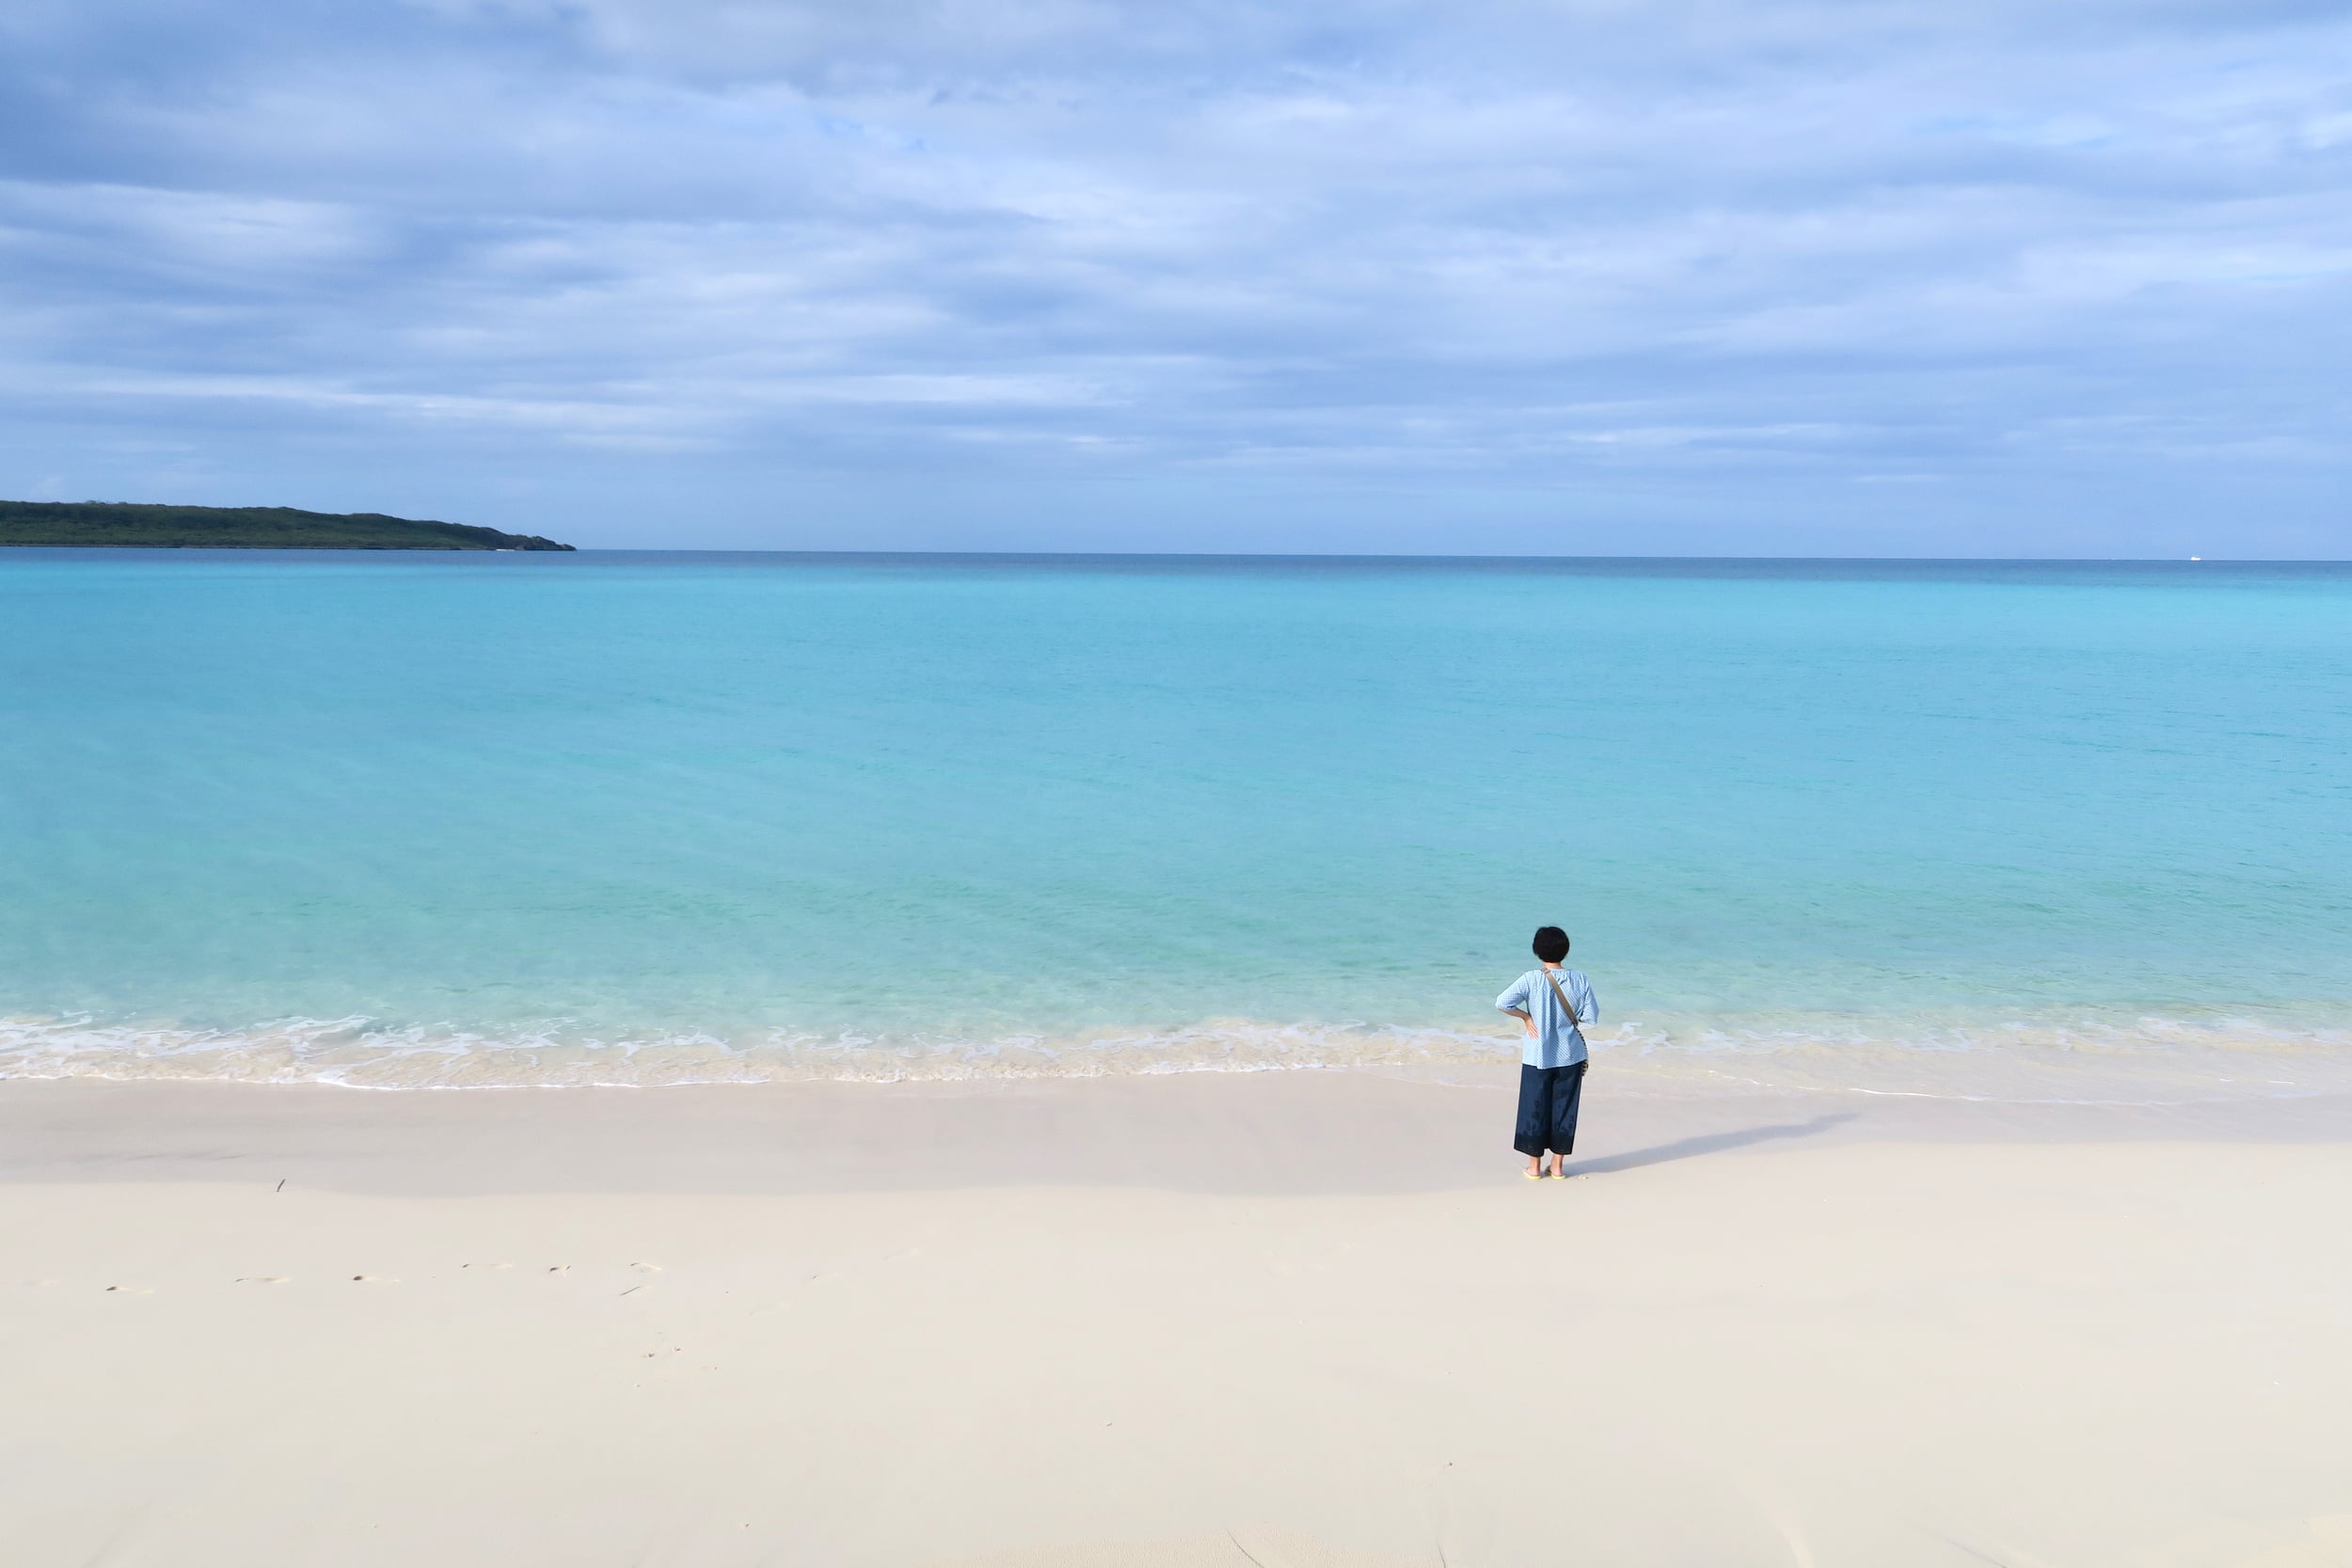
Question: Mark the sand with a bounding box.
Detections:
[3,1071,2349,1568]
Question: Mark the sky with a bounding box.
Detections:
[2,0,2347,554]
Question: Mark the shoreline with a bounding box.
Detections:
[8,1008,2350,1084]
[7,1069,2352,1198]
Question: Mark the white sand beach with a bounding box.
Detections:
[4,1072,2349,1568]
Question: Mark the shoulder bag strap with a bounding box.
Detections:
[1539,966,1581,1025]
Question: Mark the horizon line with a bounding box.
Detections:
[8,545,2345,565]
[551,548,2336,564]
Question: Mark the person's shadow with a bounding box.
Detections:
[1563,1111,1858,1177]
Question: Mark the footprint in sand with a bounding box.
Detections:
[548,1265,570,1274]
[350,1275,398,1284]
[630,1262,662,1273]
[105,1286,154,1294]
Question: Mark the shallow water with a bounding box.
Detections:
[3,551,2347,1099]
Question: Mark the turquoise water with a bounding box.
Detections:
[3,551,2349,1097]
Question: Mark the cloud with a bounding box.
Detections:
[0,0,2346,550]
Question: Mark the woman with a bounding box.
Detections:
[1495,926,1599,1180]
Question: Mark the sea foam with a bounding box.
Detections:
[6,1010,2348,1102]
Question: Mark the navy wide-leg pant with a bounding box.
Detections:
[1514,1060,1587,1159]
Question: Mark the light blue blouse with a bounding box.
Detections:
[1495,967,1598,1069]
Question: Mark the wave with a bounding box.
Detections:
[4,1010,2350,1101]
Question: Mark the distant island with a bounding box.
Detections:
[0,499,574,551]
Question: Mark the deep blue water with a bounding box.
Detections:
[3,551,2347,1095]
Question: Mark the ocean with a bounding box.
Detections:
[3,550,2348,1101]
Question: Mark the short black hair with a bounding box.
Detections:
[1532,927,1570,963]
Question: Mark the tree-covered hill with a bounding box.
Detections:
[0,500,574,550]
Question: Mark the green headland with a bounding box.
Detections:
[0,499,574,551]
